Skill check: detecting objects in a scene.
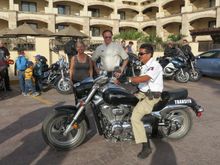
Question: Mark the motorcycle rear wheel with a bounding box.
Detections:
[175,70,190,83]
[42,111,87,150]
[159,109,192,140]
[189,69,202,82]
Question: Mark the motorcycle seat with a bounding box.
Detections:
[161,88,188,101]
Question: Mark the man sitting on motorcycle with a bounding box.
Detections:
[127,43,163,159]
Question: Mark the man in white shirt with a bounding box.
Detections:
[128,43,163,159]
[92,30,128,78]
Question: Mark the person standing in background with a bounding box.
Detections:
[15,49,28,95]
[125,41,134,53]
[69,41,93,83]
[92,30,128,78]
[181,39,195,60]
[33,55,43,93]
[24,61,40,97]
[121,40,126,50]
[0,40,11,91]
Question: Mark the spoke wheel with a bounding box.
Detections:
[160,109,192,140]
[56,78,73,94]
[42,112,87,150]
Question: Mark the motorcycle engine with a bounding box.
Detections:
[99,104,134,141]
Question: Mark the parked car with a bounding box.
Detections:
[195,49,220,77]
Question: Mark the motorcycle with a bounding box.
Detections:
[42,71,204,150]
[41,48,73,95]
[186,57,202,82]
[157,56,190,83]
[125,53,141,77]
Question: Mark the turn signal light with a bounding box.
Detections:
[72,123,78,129]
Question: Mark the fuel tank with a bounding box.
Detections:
[74,78,94,99]
[103,87,139,106]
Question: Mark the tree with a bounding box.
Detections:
[113,30,144,40]
[167,34,184,42]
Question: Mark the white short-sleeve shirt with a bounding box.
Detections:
[138,58,163,92]
[92,42,128,71]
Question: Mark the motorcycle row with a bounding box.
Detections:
[42,47,201,97]
[41,51,204,151]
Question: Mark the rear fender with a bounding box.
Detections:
[54,105,90,128]
[161,97,203,116]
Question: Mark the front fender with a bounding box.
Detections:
[54,105,90,128]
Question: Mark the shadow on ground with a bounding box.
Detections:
[150,138,177,165]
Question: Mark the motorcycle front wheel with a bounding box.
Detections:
[159,109,192,140]
[56,78,73,95]
[42,111,87,150]
[175,70,190,83]
[189,68,202,82]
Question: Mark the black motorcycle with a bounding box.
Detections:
[41,48,73,94]
[125,53,141,77]
[42,72,204,150]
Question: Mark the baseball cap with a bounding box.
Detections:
[34,54,41,59]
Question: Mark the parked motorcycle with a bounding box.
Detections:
[125,53,141,77]
[41,48,73,95]
[186,57,202,82]
[157,56,190,83]
[42,72,204,150]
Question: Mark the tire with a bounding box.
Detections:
[42,111,87,150]
[189,69,202,82]
[55,78,73,95]
[175,70,190,83]
[159,109,192,140]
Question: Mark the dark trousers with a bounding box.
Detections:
[35,76,42,92]
[4,68,10,90]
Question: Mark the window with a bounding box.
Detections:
[91,27,100,36]
[57,5,70,15]
[27,23,38,29]
[208,21,216,28]
[200,51,220,58]
[89,8,100,17]
[57,24,68,31]
[209,0,215,7]
[21,1,37,12]
[118,11,126,20]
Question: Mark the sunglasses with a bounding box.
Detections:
[138,52,148,56]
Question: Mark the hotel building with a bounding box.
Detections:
[0,0,219,44]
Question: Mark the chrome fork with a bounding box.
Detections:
[63,86,98,136]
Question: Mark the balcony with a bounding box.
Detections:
[190,0,216,12]
[88,6,113,19]
[15,0,47,13]
[53,1,84,16]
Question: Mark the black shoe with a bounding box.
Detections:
[137,143,152,159]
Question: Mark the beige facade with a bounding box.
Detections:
[0,0,219,43]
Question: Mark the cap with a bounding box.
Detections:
[34,54,41,59]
